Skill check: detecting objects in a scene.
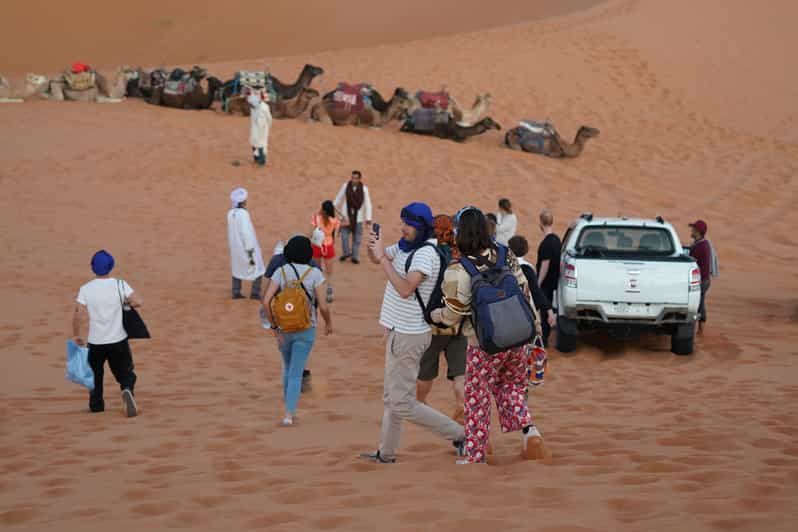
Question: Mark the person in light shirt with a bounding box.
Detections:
[248,87,272,166]
[73,250,142,417]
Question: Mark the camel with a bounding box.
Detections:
[24,73,51,99]
[401,114,502,142]
[0,76,22,102]
[95,67,137,99]
[220,64,324,107]
[408,92,492,126]
[225,87,319,119]
[150,76,223,109]
[449,93,492,126]
[504,122,600,157]
[274,87,320,119]
[127,68,169,98]
[310,87,410,127]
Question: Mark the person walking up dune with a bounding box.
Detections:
[73,250,142,417]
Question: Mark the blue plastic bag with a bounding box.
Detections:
[66,339,95,390]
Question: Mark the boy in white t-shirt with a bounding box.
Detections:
[360,202,465,464]
[73,250,143,417]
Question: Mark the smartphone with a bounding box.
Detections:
[372,223,381,237]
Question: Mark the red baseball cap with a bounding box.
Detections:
[689,220,708,235]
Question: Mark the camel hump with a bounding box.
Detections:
[416,90,449,109]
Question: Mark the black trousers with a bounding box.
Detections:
[541,286,556,347]
[88,339,137,412]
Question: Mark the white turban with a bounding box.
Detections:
[230,187,248,208]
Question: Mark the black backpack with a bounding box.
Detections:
[404,243,449,328]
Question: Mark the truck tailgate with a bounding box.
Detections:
[576,259,689,304]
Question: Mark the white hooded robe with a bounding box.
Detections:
[227,207,266,280]
[248,93,273,153]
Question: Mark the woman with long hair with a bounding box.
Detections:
[430,208,548,464]
[311,200,340,303]
[262,236,332,426]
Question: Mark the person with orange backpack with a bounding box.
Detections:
[261,236,332,426]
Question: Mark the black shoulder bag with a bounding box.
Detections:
[118,280,151,339]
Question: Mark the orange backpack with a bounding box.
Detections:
[271,266,313,333]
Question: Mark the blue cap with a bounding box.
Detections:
[91,250,115,276]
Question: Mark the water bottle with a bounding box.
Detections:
[529,343,546,387]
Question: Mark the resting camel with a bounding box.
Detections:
[226,86,319,119]
[449,93,492,126]
[504,122,600,157]
[310,87,410,127]
[24,73,51,99]
[401,114,502,142]
[150,76,224,110]
[0,76,21,101]
[95,67,137,99]
[220,64,324,105]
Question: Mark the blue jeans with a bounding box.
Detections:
[279,328,316,414]
[340,222,363,260]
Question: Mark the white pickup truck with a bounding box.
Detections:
[555,214,701,355]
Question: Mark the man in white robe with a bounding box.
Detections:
[248,88,273,166]
[228,187,266,299]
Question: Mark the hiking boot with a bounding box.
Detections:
[359,450,395,464]
[121,389,137,418]
[250,293,261,300]
[351,258,360,265]
[326,285,334,304]
[339,255,351,262]
[232,293,245,300]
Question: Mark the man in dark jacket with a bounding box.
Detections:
[689,220,712,335]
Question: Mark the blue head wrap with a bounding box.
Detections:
[398,202,433,252]
[91,250,115,276]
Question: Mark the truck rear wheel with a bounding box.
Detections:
[671,323,695,355]
[556,316,577,353]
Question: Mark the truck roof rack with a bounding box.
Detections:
[580,212,593,221]
[655,215,665,224]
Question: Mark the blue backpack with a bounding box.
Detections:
[459,245,536,354]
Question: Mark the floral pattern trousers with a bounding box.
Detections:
[463,344,532,463]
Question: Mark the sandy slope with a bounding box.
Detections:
[1,0,798,531]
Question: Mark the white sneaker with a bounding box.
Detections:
[121,389,137,418]
[522,425,542,451]
[280,415,294,426]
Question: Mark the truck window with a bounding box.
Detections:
[576,226,674,256]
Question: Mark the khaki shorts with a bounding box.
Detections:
[418,334,467,381]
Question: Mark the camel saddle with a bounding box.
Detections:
[234,71,277,101]
[416,90,449,110]
[520,120,555,136]
[64,71,96,91]
[332,83,372,113]
[406,108,450,132]
[236,71,267,88]
[164,78,198,96]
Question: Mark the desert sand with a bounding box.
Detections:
[1,0,797,531]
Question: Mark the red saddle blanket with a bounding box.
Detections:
[416,90,449,109]
[332,83,370,113]
[71,62,91,74]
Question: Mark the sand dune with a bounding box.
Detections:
[1,0,798,531]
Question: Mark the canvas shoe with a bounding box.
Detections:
[359,450,396,464]
[121,389,137,418]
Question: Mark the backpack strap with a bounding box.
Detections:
[404,243,445,317]
[495,244,508,270]
[288,263,315,306]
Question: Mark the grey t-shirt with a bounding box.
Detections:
[270,263,326,327]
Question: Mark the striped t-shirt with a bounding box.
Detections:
[379,242,440,334]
